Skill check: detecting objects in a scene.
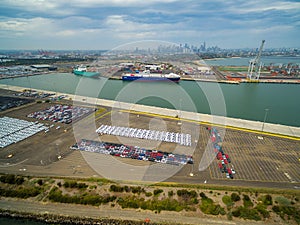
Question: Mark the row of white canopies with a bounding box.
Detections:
[0,117,47,148]
[96,124,192,146]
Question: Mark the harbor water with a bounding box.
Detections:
[0,73,299,127]
[0,56,299,224]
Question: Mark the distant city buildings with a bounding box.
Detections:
[0,43,299,60]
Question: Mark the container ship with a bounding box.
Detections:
[73,65,99,77]
[122,70,180,82]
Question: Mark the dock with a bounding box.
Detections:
[1,84,299,139]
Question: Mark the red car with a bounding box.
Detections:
[227,168,232,174]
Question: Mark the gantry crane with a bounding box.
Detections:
[247,40,265,80]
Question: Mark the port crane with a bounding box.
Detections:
[247,40,265,80]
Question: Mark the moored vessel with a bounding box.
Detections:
[122,70,180,82]
[73,65,99,77]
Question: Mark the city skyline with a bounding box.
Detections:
[0,0,299,50]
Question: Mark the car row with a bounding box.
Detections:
[208,127,236,179]
[71,139,194,165]
[0,96,33,112]
[27,104,93,124]
[0,116,47,148]
[15,90,55,99]
[96,124,192,146]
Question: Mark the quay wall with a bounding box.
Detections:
[1,84,299,138]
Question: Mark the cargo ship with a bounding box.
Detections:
[73,66,99,77]
[122,70,180,82]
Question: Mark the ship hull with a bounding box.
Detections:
[122,76,180,82]
[73,70,99,77]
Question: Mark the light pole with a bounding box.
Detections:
[261,108,269,132]
[177,98,182,125]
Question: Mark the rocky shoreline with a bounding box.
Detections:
[0,209,166,225]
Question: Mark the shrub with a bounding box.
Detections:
[275,196,291,206]
[48,187,115,206]
[255,204,270,218]
[177,189,197,198]
[192,198,199,204]
[231,193,240,202]
[259,194,273,205]
[0,174,25,185]
[89,185,97,190]
[0,187,41,198]
[200,192,207,199]
[77,183,88,189]
[232,206,261,221]
[200,197,225,215]
[145,192,152,197]
[37,179,43,186]
[227,211,233,220]
[243,194,253,208]
[131,186,144,194]
[272,205,300,223]
[124,186,130,192]
[222,195,234,207]
[117,196,190,213]
[0,174,16,184]
[153,189,163,196]
[15,177,25,185]
[109,184,124,192]
[168,190,174,197]
[63,181,87,189]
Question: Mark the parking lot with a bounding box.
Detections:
[96,124,192,146]
[92,110,300,185]
[0,96,33,112]
[209,129,300,183]
[0,117,47,148]
[0,87,299,187]
[72,139,193,165]
[28,104,94,124]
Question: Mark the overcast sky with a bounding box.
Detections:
[0,0,299,50]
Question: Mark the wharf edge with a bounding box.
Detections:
[0,84,299,139]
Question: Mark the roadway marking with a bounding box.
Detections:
[79,107,109,123]
[120,110,300,141]
[0,159,28,168]
[95,111,111,121]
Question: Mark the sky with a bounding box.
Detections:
[0,0,299,50]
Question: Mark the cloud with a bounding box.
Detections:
[0,0,299,49]
[0,17,55,37]
[228,0,300,13]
